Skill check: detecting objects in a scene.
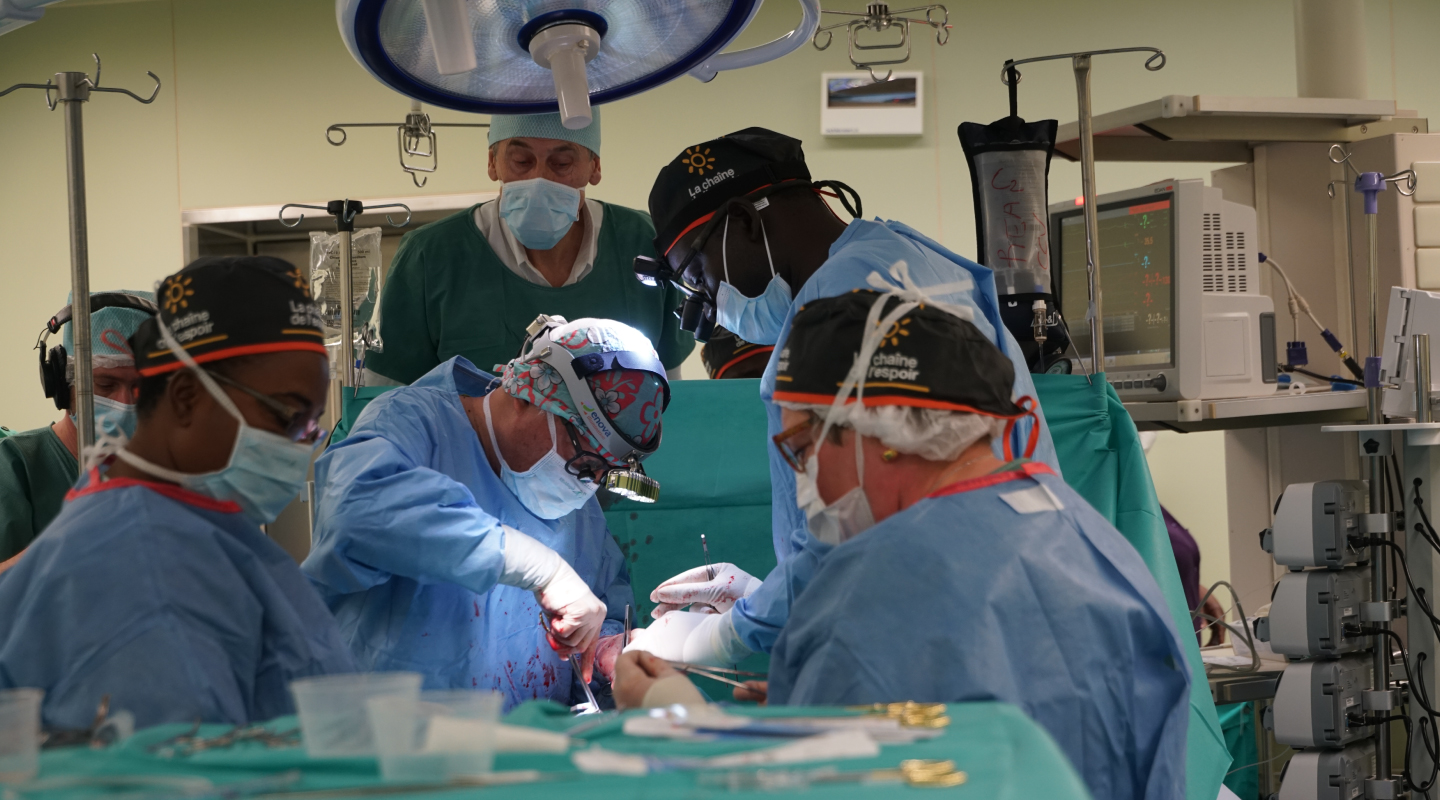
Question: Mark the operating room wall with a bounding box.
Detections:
[3,0,1438,569]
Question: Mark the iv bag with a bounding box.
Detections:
[309,228,383,335]
[958,117,1057,295]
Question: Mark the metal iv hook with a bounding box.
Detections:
[1329,144,1418,196]
[1000,46,1165,84]
[278,201,412,229]
[83,54,162,104]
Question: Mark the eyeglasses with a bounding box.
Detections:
[772,418,821,474]
[561,419,613,483]
[204,369,326,444]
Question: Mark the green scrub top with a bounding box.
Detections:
[0,425,78,560]
[366,201,695,385]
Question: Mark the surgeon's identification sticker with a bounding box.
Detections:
[999,484,1066,514]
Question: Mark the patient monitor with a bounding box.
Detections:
[1050,178,1278,401]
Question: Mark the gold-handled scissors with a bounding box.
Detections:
[847,701,951,729]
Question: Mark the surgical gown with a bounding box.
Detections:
[732,218,1060,654]
[767,462,1191,800]
[302,357,632,710]
[0,468,355,729]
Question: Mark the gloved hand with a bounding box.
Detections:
[535,561,606,663]
[624,609,753,668]
[650,563,762,617]
[498,525,606,661]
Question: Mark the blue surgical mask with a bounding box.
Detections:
[108,319,319,524]
[499,177,583,251]
[70,395,138,442]
[713,214,791,345]
[483,393,595,519]
[93,395,137,441]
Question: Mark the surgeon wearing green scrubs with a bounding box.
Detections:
[364,110,694,385]
[0,291,154,572]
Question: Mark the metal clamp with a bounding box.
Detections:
[1362,689,1396,711]
[1366,777,1401,799]
[326,101,489,188]
[1361,601,1395,622]
[1359,513,1393,534]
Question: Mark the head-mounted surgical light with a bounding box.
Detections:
[519,315,670,502]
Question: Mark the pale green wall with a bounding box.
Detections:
[3,0,1440,581]
[1145,431,1231,596]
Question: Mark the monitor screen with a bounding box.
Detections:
[1054,193,1175,370]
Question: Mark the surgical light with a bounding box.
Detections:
[337,0,821,127]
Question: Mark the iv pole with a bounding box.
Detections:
[1000,47,1165,375]
[0,54,161,463]
[277,200,411,421]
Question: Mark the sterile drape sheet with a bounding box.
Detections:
[1033,372,1231,800]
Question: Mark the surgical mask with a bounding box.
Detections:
[71,395,138,443]
[795,451,875,546]
[713,213,791,345]
[92,396,137,441]
[108,319,319,524]
[483,393,595,520]
[499,177,583,251]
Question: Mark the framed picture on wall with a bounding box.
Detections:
[820,71,923,136]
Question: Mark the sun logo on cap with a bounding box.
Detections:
[286,267,312,299]
[682,146,715,175]
[162,275,195,314]
[882,317,912,347]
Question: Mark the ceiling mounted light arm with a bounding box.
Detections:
[325,100,488,187]
[689,0,822,83]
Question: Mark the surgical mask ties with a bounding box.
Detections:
[110,317,318,524]
[499,177,583,251]
[483,393,595,520]
[714,214,791,345]
[80,396,139,473]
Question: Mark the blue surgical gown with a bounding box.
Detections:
[732,219,1060,653]
[0,469,355,729]
[768,463,1191,800]
[302,357,632,710]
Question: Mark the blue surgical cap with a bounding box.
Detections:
[487,108,601,156]
[62,290,156,370]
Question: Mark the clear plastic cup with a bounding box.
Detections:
[367,690,503,783]
[0,688,42,784]
[291,672,421,757]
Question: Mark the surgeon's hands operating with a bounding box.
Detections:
[650,563,761,617]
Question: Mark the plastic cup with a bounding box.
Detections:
[291,672,421,757]
[367,690,502,783]
[0,688,42,784]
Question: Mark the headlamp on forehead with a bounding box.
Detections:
[520,315,670,502]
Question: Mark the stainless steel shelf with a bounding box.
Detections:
[1054,95,1422,163]
[1125,389,1367,432]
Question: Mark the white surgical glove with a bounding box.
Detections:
[498,525,606,658]
[650,563,762,617]
[624,609,753,668]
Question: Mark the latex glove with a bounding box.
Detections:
[593,631,630,684]
[650,563,762,617]
[625,609,753,668]
[498,526,606,659]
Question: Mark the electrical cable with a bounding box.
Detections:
[1280,364,1363,386]
[1261,253,1365,380]
[1191,580,1259,673]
